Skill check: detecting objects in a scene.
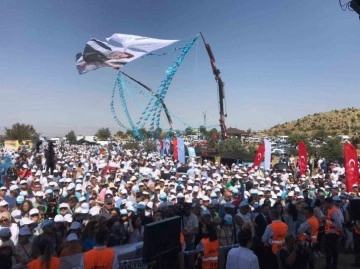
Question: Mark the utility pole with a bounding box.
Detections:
[202,111,207,130]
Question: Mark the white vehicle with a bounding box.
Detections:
[49,138,60,145]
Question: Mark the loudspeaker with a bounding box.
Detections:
[350,199,360,221]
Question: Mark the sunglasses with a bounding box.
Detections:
[1,219,9,223]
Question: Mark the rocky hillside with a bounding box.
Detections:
[264,107,360,136]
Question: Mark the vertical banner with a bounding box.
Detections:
[163,139,170,156]
[172,138,178,161]
[155,139,163,155]
[264,139,271,171]
[177,137,185,163]
[344,143,359,192]
[252,143,265,168]
[188,147,196,158]
[298,141,307,176]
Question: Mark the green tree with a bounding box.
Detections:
[217,138,243,152]
[123,141,140,151]
[138,128,150,140]
[311,129,329,142]
[65,130,77,144]
[185,127,195,136]
[95,128,111,140]
[144,140,156,152]
[199,125,206,133]
[318,137,343,161]
[151,127,163,140]
[4,123,39,142]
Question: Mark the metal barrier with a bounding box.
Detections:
[119,258,145,269]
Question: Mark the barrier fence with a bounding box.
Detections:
[12,242,239,269]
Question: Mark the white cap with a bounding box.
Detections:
[0,200,9,207]
[20,180,27,185]
[89,206,101,216]
[35,191,44,197]
[54,215,64,223]
[11,209,22,222]
[80,203,89,214]
[64,214,73,223]
[29,208,39,216]
[10,185,19,191]
[75,184,82,191]
[67,183,75,190]
[59,203,69,209]
[20,217,33,226]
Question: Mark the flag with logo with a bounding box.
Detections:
[252,143,265,168]
[163,139,171,156]
[298,141,307,175]
[344,143,359,192]
[156,139,163,156]
[76,33,178,74]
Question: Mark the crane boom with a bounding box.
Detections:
[200,33,227,140]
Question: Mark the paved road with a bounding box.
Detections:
[316,253,357,269]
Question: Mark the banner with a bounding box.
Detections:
[155,139,163,156]
[163,139,170,156]
[298,141,307,175]
[252,143,265,168]
[172,138,178,161]
[344,143,359,192]
[264,139,271,171]
[177,137,185,163]
[76,34,178,74]
[187,147,196,158]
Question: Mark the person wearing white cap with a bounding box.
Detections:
[4,184,20,209]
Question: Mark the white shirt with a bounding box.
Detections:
[226,246,259,269]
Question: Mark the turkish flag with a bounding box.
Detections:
[172,138,178,161]
[252,143,265,168]
[298,142,307,175]
[344,143,359,192]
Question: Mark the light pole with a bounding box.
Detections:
[202,111,207,130]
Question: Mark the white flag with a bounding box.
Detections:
[264,138,271,171]
[76,34,178,74]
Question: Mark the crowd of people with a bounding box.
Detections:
[0,142,359,269]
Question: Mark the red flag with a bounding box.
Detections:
[172,138,178,161]
[344,143,359,192]
[252,143,265,168]
[298,142,307,175]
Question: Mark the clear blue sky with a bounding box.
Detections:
[1,0,360,137]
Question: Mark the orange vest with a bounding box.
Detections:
[201,238,219,269]
[269,221,288,255]
[27,257,60,269]
[325,207,341,235]
[299,216,319,243]
[83,247,115,269]
[180,232,186,251]
[355,227,360,235]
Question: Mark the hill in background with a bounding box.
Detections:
[263,107,360,137]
